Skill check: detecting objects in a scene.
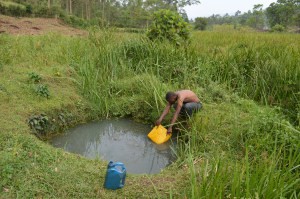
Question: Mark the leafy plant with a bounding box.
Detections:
[271,24,286,32]
[35,84,50,98]
[28,72,42,83]
[194,17,208,30]
[28,113,49,135]
[147,9,190,45]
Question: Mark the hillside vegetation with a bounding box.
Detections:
[0,22,299,198]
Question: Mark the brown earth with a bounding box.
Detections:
[0,15,87,36]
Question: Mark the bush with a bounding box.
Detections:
[0,3,5,14]
[28,72,42,83]
[0,2,26,17]
[271,24,286,32]
[35,84,50,98]
[8,4,26,16]
[147,9,190,45]
[194,17,208,30]
[33,6,62,18]
[25,4,32,14]
[61,15,88,28]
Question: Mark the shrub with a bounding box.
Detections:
[61,15,88,28]
[0,3,5,14]
[35,84,50,98]
[6,4,26,16]
[147,9,190,45]
[194,17,208,30]
[28,114,49,135]
[271,24,286,32]
[33,6,62,18]
[25,4,32,14]
[28,72,42,83]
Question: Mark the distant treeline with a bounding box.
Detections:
[0,0,198,28]
[0,0,299,31]
[195,1,300,32]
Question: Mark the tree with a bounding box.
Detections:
[194,17,207,30]
[247,4,264,29]
[235,10,241,16]
[147,9,190,45]
[266,0,300,27]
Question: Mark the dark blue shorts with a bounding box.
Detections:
[173,102,202,117]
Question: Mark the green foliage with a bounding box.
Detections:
[194,17,208,30]
[0,1,27,16]
[266,0,299,28]
[27,72,50,98]
[61,14,89,28]
[27,111,77,137]
[25,4,32,14]
[33,5,62,18]
[271,23,286,32]
[244,4,265,29]
[0,32,299,198]
[28,72,42,83]
[147,9,190,45]
[28,113,49,135]
[0,1,62,17]
[35,84,50,98]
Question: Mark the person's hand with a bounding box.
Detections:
[155,119,161,126]
[167,126,172,135]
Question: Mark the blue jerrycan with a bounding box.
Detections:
[104,161,126,190]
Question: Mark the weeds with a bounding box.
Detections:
[34,84,50,98]
[28,113,49,135]
[0,30,299,198]
[28,72,41,83]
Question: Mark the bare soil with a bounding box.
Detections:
[0,15,87,36]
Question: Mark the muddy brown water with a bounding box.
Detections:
[50,119,176,174]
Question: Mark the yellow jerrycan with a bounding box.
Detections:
[148,125,171,144]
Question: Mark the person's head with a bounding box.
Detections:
[166,91,177,104]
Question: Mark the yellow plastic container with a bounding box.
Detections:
[148,125,171,144]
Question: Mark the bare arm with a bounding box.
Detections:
[167,98,183,133]
[155,103,171,126]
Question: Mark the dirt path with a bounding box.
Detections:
[0,15,87,36]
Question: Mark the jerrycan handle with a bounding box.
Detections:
[113,162,126,171]
[107,161,114,168]
[108,161,126,172]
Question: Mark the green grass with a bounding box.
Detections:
[0,29,299,198]
[0,0,26,9]
[191,31,300,124]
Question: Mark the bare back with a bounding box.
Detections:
[175,90,200,103]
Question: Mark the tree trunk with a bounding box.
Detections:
[86,1,89,20]
[69,0,72,14]
[66,0,69,13]
[82,4,84,19]
[48,0,51,8]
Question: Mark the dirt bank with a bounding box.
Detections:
[0,15,87,36]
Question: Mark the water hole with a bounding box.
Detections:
[50,119,176,174]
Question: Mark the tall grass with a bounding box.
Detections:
[1,29,299,198]
[76,30,299,198]
[184,144,300,198]
[191,31,300,125]
[181,106,300,198]
[75,30,299,125]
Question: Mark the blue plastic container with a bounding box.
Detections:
[104,161,126,190]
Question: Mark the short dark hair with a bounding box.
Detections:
[166,91,176,101]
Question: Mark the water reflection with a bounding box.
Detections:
[51,119,176,174]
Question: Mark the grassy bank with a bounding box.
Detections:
[0,30,299,198]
